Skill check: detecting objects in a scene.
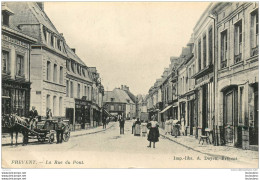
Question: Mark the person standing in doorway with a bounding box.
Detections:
[29,106,38,130]
[102,116,107,129]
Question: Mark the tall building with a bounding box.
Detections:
[1,3,36,117]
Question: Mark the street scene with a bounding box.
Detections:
[1,2,259,168]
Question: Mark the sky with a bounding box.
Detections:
[44,2,210,95]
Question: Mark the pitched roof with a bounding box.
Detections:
[104,91,120,103]
[64,43,86,65]
[124,90,136,103]
[113,88,134,104]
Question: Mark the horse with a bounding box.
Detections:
[2,114,30,146]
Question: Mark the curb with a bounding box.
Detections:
[71,123,115,138]
[159,129,249,164]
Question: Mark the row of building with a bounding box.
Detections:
[2,2,104,130]
[144,2,258,150]
[103,85,137,120]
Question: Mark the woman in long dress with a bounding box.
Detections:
[141,121,148,137]
[165,118,172,135]
[134,118,141,136]
[147,116,160,148]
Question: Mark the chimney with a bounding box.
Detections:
[71,48,76,53]
[37,2,44,11]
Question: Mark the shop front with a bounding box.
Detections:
[75,98,91,130]
[2,80,30,117]
[186,92,195,136]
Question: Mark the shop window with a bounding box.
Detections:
[16,55,24,76]
[251,9,259,56]
[208,27,213,65]
[234,20,242,63]
[198,39,202,71]
[203,34,207,68]
[59,66,63,84]
[2,50,10,74]
[53,64,57,82]
[221,30,228,68]
[47,61,51,80]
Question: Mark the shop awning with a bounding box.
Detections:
[159,105,172,114]
[103,109,112,116]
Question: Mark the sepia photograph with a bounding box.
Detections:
[1,1,259,170]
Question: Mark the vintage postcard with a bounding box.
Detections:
[1,2,259,169]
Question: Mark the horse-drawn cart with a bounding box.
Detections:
[15,119,71,144]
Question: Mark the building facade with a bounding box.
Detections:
[2,3,36,117]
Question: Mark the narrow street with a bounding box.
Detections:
[2,121,257,168]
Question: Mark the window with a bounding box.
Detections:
[234,20,242,63]
[198,39,202,71]
[221,30,228,68]
[2,12,9,26]
[84,86,87,97]
[59,97,62,116]
[111,98,114,102]
[118,105,122,111]
[66,80,69,97]
[110,105,114,111]
[59,66,63,84]
[82,69,86,77]
[203,35,207,68]
[2,50,9,74]
[50,35,54,47]
[66,60,70,71]
[53,64,57,82]
[47,61,51,80]
[57,39,61,51]
[208,27,213,65]
[77,83,80,98]
[43,26,47,41]
[16,55,24,76]
[70,81,73,98]
[77,64,81,75]
[251,9,259,56]
[71,61,75,73]
[53,96,56,116]
[46,94,50,109]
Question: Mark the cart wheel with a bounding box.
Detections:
[48,133,55,144]
[63,132,70,142]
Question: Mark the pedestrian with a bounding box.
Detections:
[56,118,65,144]
[141,120,148,137]
[119,116,125,135]
[29,106,38,130]
[172,119,180,138]
[46,108,53,120]
[132,118,136,134]
[180,115,185,136]
[147,116,160,148]
[102,117,106,129]
[134,118,141,136]
[165,117,171,135]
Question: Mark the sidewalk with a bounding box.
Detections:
[1,122,115,145]
[159,128,258,165]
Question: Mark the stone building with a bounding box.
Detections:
[214,2,258,150]
[1,3,36,117]
[5,2,68,119]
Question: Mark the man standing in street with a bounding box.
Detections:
[29,106,38,130]
[56,118,65,144]
[102,116,107,129]
[119,115,125,135]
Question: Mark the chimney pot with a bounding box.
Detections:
[71,48,76,53]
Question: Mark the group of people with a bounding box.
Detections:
[132,118,147,137]
[22,106,65,146]
[164,117,182,138]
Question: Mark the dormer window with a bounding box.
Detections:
[82,68,86,77]
[71,61,75,73]
[50,34,54,47]
[2,4,14,27]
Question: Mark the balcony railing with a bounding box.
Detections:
[234,53,242,64]
[251,46,258,57]
[221,59,227,69]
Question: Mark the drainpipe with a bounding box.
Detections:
[208,13,218,146]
